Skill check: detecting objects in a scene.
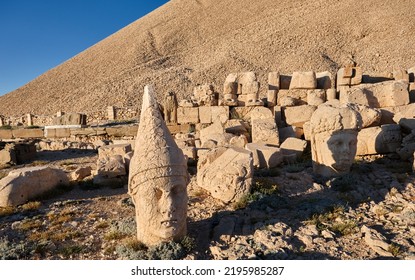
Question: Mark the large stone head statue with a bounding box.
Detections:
[128,85,189,246]
[310,104,360,177]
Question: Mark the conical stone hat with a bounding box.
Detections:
[128,85,188,197]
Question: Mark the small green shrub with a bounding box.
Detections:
[116,236,194,260]
[307,205,358,236]
[0,206,15,217]
[59,245,83,258]
[110,217,136,235]
[0,125,12,130]
[0,237,31,260]
[21,201,41,211]
[388,243,401,257]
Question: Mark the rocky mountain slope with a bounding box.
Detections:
[1,0,415,116]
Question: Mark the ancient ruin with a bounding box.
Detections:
[310,104,360,177]
[128,85,189,246]
[162,91,178,125]
[1,64,415,260]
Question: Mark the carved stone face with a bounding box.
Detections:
[134,175,188,244]
[313,130,358,176]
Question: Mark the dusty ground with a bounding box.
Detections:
[1,148,414,260]
[1,0,415,115]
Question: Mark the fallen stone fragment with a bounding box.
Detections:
[70,166,92,181]
[197,147,253,203]
[0,166,69,207]
[361,225,393,257]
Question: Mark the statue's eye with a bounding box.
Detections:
[155,189,162,201]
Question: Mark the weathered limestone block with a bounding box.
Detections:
[289,71,317,89]
[230,106,273,122]
[278,126,304,142]
[128,85,189,246]
[229,135,248,148]
[167,124,191,135]
[326,89,337,101]
[303,121,311,141]
[70,166,92,181]
[284,105,317,128]
[245,143,283,169]
[280,96,297,107]
[0,130,13,139]
[0,143,17,165]
[98,144,132,159]
[26,114,33,126]
[225,72,257,85]
[316,71,333,89]
[356,125,402,155]
[211,106,229,124]
[181,146,197,160]
[392,104,415,123]
[96,155,126,178]
[347,103,382,128]
[224,119,249,136]
[393,69,409,82]
[197,147,253,203]
[95,144,132,185]
[177,107,199,124]
[336,66,363,86]
[70,128,97,137]
[201,139,218,149]
[0,166,69,207]
[199,106,212,124]
[397,132,415,160]
[267,72,280,107]
[274,106,284,127]
[307,89,326,106]
[251,118,279,146]
[361,225,393,257]
[45,128,71,138]
[280,137,308,161]
[105,126,138,137]
[310,104,360,177]
[277,89,308,106]
[193,84,217,106]
[12,129,44,139]
[340,80,410,108]
[178,99,195,108]
[107,106,116,121]
[0,142,36,165]
[52,113,86,126]
[94,128,107,136]
[200,122,224,144]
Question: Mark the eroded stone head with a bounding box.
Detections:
[128,85,189,246]
[310,104,360,177]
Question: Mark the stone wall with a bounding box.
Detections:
[0,105,140,128]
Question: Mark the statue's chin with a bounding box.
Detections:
[157,222,185,239]
[332,162,352,172]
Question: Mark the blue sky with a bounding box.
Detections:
[0,0,169,96]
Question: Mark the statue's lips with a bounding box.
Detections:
[161,220,178,227]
